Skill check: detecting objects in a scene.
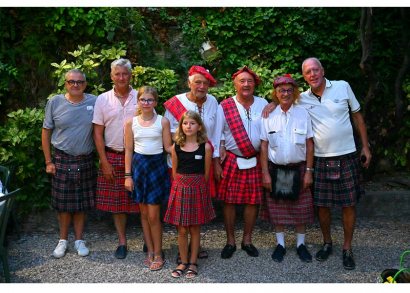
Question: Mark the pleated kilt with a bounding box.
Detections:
[313,151,365,208]
[127,152,170,205]
[51,148,96,213]
[164,173,216,226]
[96,151,140,213]
[168,164,217,198]
[216,151,263,204]
[259,162,314,226]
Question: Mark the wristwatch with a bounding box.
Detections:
[305,167,314,172]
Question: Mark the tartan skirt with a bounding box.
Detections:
[96,151,140,213]
[216,151,263,204]
[127,152,170,205]
[259,162,314,225]
[164,173,216,226]
[168,163,217,198]
[313,152,365,208]
[51,148,96,213]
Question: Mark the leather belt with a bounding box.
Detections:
[105,146,125,155]
[227,150,256,159]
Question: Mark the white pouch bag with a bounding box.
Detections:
[237,157,257,170]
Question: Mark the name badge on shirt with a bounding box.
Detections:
[195,155,202,160]
[87,106,93,110]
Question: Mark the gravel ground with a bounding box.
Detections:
[1,205,409,283]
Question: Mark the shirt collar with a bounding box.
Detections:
[307,78,331,96]
[280,103,294,115]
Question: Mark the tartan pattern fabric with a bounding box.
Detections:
[96,151,140,213]
[188,65,216,87]
[164,96,186,122]
[127,152,170,205]
[216,150,263,204]
[164,173,216,226]
[51,148,96,212]
[169,166,217,198]
[313,152,365,207]
[259,162,314,225]
[273,74,299,88]
[220,97,258,158]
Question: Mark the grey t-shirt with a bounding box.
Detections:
[43,94,97,156]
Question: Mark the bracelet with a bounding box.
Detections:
[46,161,53,165]
[124,172,132,176]
[305,168,314,172]
[220,144,226,147]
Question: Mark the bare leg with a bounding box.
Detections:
[295,225,306,234]
[317,207,332,243]
[223,203,236,245]
[274,225,285,233]
[187,225,200,277]
[58,212,72,240]
[342,206,356,250]
[243,204,258,244]
[147,204,163,269]
[140,204,153,252]
[72,211,86,240]
[171,225,189,277]
[113,213,127,246]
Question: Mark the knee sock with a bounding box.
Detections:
[297,233,305,247]
[275,232,285,248]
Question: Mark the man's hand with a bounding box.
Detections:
[101,161,116,183]
[262,102,277,118]
[262,172,272,192]
[361,147,372,169]
[219,146,227,164]
[302,171,313,190]
[213,158,224,183]
[46,163,56,175]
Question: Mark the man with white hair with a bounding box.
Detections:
[93,59,140,259]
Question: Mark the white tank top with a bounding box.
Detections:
[132,115,163,155]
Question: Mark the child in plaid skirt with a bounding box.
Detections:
[164,111,215,278]
[124,86,173,271]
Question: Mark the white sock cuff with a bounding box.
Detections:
[275,232,285,248]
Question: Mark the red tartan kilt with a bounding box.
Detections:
[95,151,140,213]
[259,162,314,225]
[164,173,216,226]
[168,164,217,198]
[216,151,263,204]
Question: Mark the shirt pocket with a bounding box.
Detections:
[268,130,280,149]
[293,128,307,145]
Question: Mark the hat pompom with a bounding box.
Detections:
[284,74,292,77]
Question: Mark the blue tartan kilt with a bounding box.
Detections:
[127,152,170,205]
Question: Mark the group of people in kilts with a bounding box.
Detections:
[42,57,371,278]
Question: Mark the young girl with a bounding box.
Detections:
[164,110,215,278]
[124,86,173,271]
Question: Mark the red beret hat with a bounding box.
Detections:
[231,66,261,85]
[273,74,299,88]
[188,65,216,87]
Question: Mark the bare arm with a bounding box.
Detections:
[41,128,56,175]
[94,123,115,183]
[351,111,371,168]
[171,144,178,180]
[262,102,277,118]
[204,142,212,182]
[162,117,173,154]
[124,118,134,191]
[260,140,272,192]
[303,137,314,190]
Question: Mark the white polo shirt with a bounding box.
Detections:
[297,79,361,157]
[261,104,313,165]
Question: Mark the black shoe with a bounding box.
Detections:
[343,249,356,270]
[297,244,312,263]
[143,242,148,253]
[114,245,127,259]
[221,244,237,259]
[316,243,333,261]
[271,244,286,262]
[241,243,259,257]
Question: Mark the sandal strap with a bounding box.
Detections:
[188,262,198,267]
[186,269,198,275]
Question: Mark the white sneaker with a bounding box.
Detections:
[53,239,68,258]
[74,239,90,257]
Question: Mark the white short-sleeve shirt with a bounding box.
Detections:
[297,79,360,157]
[261,104,313,165]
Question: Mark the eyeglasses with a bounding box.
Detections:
[278,88,294,94]
[66,80,86,86]
[138,99,156,105]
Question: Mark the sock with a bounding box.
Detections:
[275,232,285,248]
[297,233,305,248]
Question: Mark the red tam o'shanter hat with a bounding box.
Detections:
[231,66,261,85]
[188,65,217,87]
[273,74,299,88]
